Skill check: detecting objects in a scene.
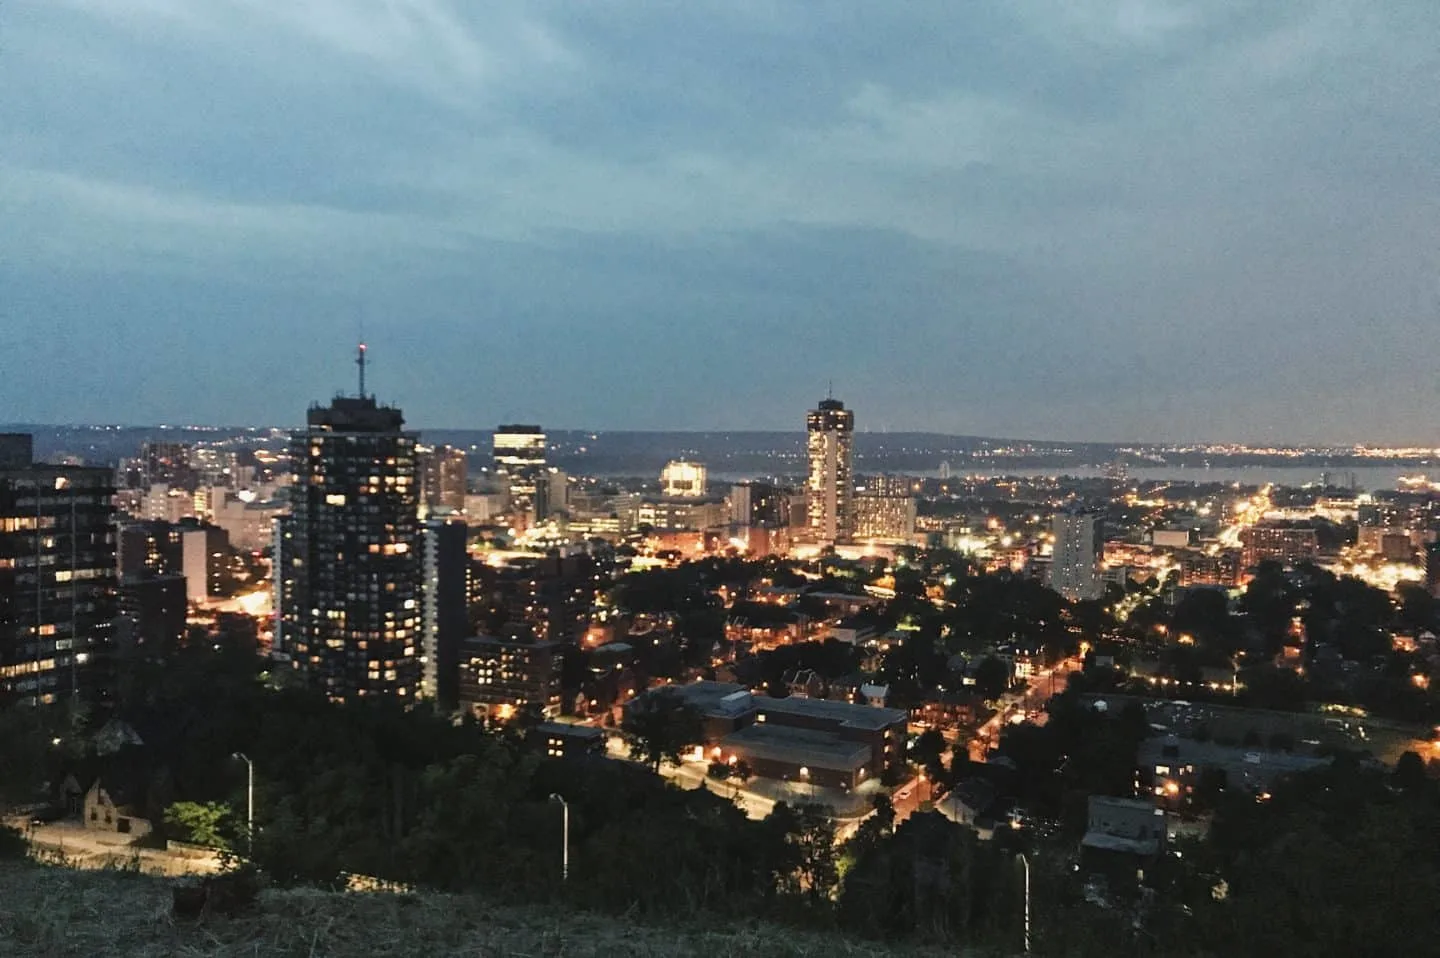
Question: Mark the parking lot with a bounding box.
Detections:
[1091,694,1423,765]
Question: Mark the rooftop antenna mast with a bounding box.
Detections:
[356,341,368,399]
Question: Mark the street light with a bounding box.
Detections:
[549,793,569,883]
[233,752,253,856]
[1017,852,1031,955]
[798,766,810,800]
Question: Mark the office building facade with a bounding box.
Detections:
[493,425,548,528]
[660,461,707,498]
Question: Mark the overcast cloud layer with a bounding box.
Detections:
[2,1,1438,443]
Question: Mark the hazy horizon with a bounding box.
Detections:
[8,419,1440,453]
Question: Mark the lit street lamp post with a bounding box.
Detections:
[1017,852,1031,955]
[233,752,254,856]
[549,793,569,883]
[799,766,810,800]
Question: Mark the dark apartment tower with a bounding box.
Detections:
[118,517,231,603]
[730,480,790,528]
[116,573,188,653]
[1427,541,1440,599]
[139,441,197,491]
[0,435,118,705]
[421,517,469,710]
[278,350,422,703]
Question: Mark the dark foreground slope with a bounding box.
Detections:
[0,862,956,958]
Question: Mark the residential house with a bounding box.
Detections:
[83,780,152,839]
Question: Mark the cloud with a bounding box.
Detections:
[2,0,1438,442]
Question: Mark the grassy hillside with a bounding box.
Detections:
[0,862,956,958]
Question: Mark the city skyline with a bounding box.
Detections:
[3,3,1439,443]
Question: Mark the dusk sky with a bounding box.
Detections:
[2,1,1437,444]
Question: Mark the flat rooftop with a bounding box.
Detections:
[665,680,753,716]
[1082,832,1160,856]
[1139,738,1332,775]
[533,722,603,742]
[661,681,908,729]
[1090,795,1162,815]
[721,724,871,772]
[759,694,908,731]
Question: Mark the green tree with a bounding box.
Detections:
[765,802,839,904]
[1397,584,1438,634]
[620,688,704,773]
[912,729,947,781]
[973,656,1011,701]
[1240,560,1297,655]
[1393,750,1428,791]
[0,824,27,860]
[164,801,233,849]
[838,811,1013,944]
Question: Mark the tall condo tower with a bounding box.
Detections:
[805,397,855,544]
[1050,510,1104,601]
[278,345,422,702]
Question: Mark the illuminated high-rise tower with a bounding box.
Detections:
[805,397,855,544]
[493,425,548,528]
[278,345,421,702]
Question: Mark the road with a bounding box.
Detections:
[968,661,1076,762]
[602,734,784,819]
[890,773,942,823]
[5,819,222,876]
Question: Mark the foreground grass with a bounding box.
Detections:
[0,861,949,958]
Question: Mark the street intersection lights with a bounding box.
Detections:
[549,794,569,883]
[233,752,253,856]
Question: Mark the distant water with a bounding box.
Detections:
[709,465,1424,492]
[924,465,1420,491]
